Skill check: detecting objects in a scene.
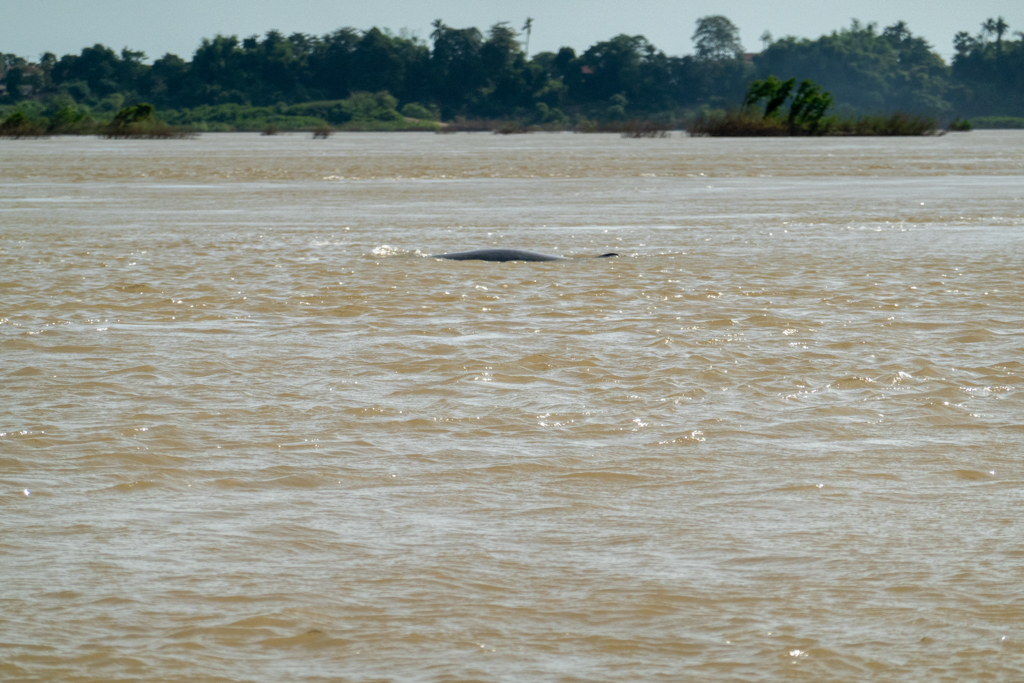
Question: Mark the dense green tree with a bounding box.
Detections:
[692,15,744,61]
[472,23,534,116]
[189,35,251,104]
[244,30,308,104]
[116,48,148,95]
[350,29,405,95]
[307,28,360,99]
[430,21,484,117]
[528,51,570,109]
[52,44,124,97]
[755,20,948,114]
[880,22,949,112]
[3,66,24,100]
[2,53,27,69]
[573,34,677,112]
[146,54,189,107]
[579,34,646,102]
[673,16,751,108]
[391,34,433,105]
[951,18,1024,116]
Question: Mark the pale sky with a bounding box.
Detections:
[3,0,1022,64]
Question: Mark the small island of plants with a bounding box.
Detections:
[688,75,941,136]
[0,90,441,138]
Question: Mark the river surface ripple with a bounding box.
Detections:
[1,132,1023,682]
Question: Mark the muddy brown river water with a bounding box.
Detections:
[1,131,1023,681]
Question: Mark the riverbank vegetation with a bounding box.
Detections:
[159,92,438,131]
[970,116,1024,129]
[0,91,437,137]
[0,101,194,138]
[1,15,1022,134]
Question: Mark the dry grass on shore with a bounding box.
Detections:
[688,109,939,137]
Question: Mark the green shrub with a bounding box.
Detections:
[101,103,194,138]
[285,100,353,124]
[47,104,93,133]
[343,91,403,122]
[112,103,154,125]
[400,102,438,120]
[0,110,49,137]
[95,93,125,113]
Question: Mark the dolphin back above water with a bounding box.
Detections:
[433,248,618,262]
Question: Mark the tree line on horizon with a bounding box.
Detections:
[1,15,1022,129]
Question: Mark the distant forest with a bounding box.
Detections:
[2,15,1023,129]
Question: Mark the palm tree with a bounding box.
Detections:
[994,17,1009,52]
[522,17,533,58]
[982,17,1009,52]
